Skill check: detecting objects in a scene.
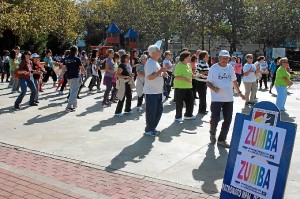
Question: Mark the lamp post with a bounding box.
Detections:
[208,32,212,56]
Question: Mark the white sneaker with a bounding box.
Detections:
[184,115,196,120]
[175,118,184,122]
[124,111,133,114]
[114,113,123,117]
[137,107,143,112]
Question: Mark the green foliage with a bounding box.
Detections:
[245,0,300,51]
[0,0,83,52]
[1,0,300,53]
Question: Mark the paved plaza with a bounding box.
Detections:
[0,79,299,199]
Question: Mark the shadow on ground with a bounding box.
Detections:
[77,101,104,117]
[89,111,142,132]
[24,111,68,125]
[159,114,207,143]
[105,135,155,171]
[0,105,31,115]
[192,144,228,194]
[280,111,296,123]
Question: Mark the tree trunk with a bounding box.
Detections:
[164,38,169,52]
[201,32,205,50]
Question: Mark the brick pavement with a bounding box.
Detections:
[0,145,219,199]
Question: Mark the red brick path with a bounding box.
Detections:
[0,145,219,199]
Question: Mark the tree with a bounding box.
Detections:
[187,0,218,50]
[213,0,247,53]
[0,0,83,52]
[80,0,191,50]
[245,0,300,55]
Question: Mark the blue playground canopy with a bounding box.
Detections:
[124,28,139,39]
[106,23,121,34]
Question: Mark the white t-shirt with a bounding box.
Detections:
[243,63,256,82]
[207,63,237,102]
[143,58,164,94]
[260,61,268,72]
[229,61,236,66]
[163,59,173,72]
[91,64,99,77]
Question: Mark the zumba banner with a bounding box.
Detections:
[220,101,297,199]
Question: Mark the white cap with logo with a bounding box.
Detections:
[219,50,230,57]
[31,53,40,58]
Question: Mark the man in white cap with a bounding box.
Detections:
[207,50,245,148]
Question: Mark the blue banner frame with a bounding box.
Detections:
[220,101,297,199]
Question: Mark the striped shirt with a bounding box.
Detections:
[195,60,209,82]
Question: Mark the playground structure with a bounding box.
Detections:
[90,23,139,58]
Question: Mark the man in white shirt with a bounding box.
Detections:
[144,45,170,136]
[207,50,245,148]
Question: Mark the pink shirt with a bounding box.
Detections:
[191,62,196,73]
[234,63,243,74]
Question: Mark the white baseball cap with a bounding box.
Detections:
[219,50,230,57]
[31,53,40,58]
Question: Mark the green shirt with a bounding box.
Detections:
[9,58,20,73]
[275,66,290,86]
[173,62,193,89]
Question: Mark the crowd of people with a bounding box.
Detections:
[0,45,294,148]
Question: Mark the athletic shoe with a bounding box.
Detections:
[114,113,123,117]
[217,141,230,148]
[124,110,133,114]
[184,115,196,120]
[137,107,143,112]
[14,105,20,110]
[154,130,161,135]
[29,103,38,106]
[65,107,74,112]
[175,118,184,122]
[59,91,64,95]
[144,131,159,137]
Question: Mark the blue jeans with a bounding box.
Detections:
[210,101,233,142]
[67,77,81,109]
[275,86,287,111]
[236,73,242,86]
[15,78,36,106]
[145,94,163,132]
